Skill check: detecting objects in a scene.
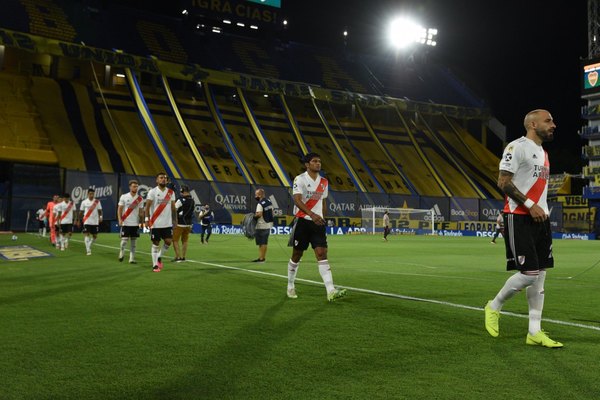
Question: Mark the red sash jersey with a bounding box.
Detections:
[292,172,328,219]
[499,136,549,215]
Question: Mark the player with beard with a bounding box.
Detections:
[484,109,563,348]
[144,173,177,272]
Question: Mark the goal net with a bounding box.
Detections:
[361,207,435,235]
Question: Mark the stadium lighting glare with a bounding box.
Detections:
[115,73,125,78]
[181,9,188,15]
[250,25,258,30]
[236,22,245,27]
[388,17,438,49]
[212,27,222,33]
[283,19,288,26]
[223,19,232,24]
[343,30,348,37]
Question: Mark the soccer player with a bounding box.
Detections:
[117,180,144,264]
[36,205,47,237]
[383,210,391,241]
[199,204,214,244]
[253,188,274,263]
[173,185,195,262]
[54,193,76,251]
[78,189,103,256]
[45,194,59,246]
[490,211,504,244]
[145,172,176,272]
[286,152,347,302]
[484,109,562,348]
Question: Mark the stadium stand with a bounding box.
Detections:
[0,0,504,201]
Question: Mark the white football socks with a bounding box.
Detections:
[151,244,160,266]
[318,260,335,293]
[287,260,299,290]
[526,270,546,335]
[490,271,538,311]
[129,239,136,261]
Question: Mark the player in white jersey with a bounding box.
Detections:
[383,211,391,242]
[54,193,76,251]
[36,206,47,237]
[286,153,347,302]
[78,189,103,256]
[144,172,176,272]
[117,180,144,264]
[484,109,562,348]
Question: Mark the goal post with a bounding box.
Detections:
[361,206,436,235]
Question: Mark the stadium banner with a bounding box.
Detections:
[562,207,595,232]
[449,197,479,221]
[327,191,360,218]
[65,170,118,219]
[0,28,159,74]
[479,198,504,221]
[388,194,420,209]
[356,192,391,210]
[188,0,281,25]
[209,182,252,224]
[419,196,449,222]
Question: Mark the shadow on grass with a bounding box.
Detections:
[148,299,324,399]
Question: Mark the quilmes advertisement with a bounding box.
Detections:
[65,170,118,218]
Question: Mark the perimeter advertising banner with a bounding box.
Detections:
[65,170,118,219]
[449,197,479,222]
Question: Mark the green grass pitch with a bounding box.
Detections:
[1,232,599,399]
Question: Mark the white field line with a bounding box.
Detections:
[42,236,600,333]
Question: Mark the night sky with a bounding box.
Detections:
[283,1,589,174]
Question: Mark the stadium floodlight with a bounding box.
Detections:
[181,9,188,15]
[237,22,245,27]
[343,30,348,37]
[388,17,438,49]
[250,25,258,30]
[223,19,232,24]
[283,19,288,26]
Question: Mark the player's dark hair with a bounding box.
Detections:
[129,179,139,186]
[303,152,320,163]
[156,172,167,178]
[87,188,95,193]
[180,184,190,193]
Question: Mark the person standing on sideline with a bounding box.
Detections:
[117,180,144,264]
[173,185,195,262]
[286,152,347,302]
[54,193,75,251]
[145,173,177,272]
[78,189,103,256]
[490,211,504,244]
[383,210,391,241]
[252,188,274,263]
[36,205,47,237]
[484,109,562,348]
[45,194,59,246]
[199,204,214,244]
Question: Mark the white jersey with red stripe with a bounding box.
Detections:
[119,193,143,227]
[499,136,549,215]
[146,186,174,229]
[80,198,102,225]
[54,201,75,224]
[292,171,328,220]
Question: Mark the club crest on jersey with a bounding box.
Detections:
[518,255,526,265]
